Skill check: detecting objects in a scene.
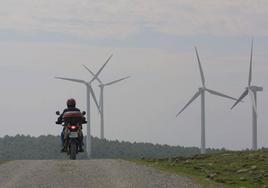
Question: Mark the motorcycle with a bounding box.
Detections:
[56,110,86,160]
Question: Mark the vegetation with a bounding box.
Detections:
[137,150,268,188]
[0,161,9,166]
[2,135,267,187]
[0,134,223,160]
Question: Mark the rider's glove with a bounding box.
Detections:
[55,121,61,124]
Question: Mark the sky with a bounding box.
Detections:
[0,0,268,150]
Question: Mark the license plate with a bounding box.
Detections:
[69,132,78,138]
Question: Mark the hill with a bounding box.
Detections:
[0,134,222,160]
[138,150,268,188]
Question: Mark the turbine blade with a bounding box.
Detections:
[248,38,253,86]
[55,77,86,84]
[195,47,205,87]
[176,91,201,117]
[90,54,113,83]
[89,86,101,113]
[205,88,238,101]
[231,89,248,109]
[104,76,130,86]
[82,65,103,84]
[248,89,257,114]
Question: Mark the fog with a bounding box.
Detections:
[0,0,267,150]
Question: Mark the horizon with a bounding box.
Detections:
[4,133,267,151]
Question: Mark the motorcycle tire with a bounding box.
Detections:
[70,142,77,160]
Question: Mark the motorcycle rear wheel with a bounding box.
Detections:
[70,142,77,160]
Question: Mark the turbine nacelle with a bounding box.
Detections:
[198,87,206,91]
[247,86,263,92]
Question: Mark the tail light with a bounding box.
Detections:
[68,125,79,131]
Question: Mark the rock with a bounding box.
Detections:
[251,165,257,170]
[236,169,249,173]
[184,160,191,164]
[239,177,246,181]
[207,173,217,179]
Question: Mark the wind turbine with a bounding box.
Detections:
[176,47,238,154]
[231,40,263,151]
[55,55,112,158]
[82,64,130,139]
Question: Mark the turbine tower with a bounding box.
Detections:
[82,64,130,139]
[176,47,238,154]
[55,55,112,158]
[231,40,263,151]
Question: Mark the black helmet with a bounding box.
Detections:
[67,98,76,108]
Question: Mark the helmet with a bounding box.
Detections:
[67,98,76,108]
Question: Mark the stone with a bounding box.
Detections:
[251,165,257,170]
[236,169,249,173]
[207,173,217,179]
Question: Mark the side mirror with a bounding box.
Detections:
[56,111,60,115]
[82,111,86,115]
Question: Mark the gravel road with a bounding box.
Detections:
[0,160,201,188]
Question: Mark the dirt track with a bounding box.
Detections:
[0,160,201,188]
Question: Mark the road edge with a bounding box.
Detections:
[129,159,225,188]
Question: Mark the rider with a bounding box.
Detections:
[56,98,84,152]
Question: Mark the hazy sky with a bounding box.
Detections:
[0,0,267,150]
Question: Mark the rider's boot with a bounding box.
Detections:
[61,147,66,152]
[78,130,84,152]
[61,137,67,152]
[78,144,84,152]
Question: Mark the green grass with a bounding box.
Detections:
[135,151,268,188]
[0,160,10,166]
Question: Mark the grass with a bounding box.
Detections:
[0,160,10,166]
[135,150,268,188]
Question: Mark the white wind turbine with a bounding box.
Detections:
[231,40,263,151]
[82,64,130,139]
[176,47,238,154]
[55,55,112,158]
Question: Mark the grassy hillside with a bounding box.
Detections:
[137,151,268,188]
